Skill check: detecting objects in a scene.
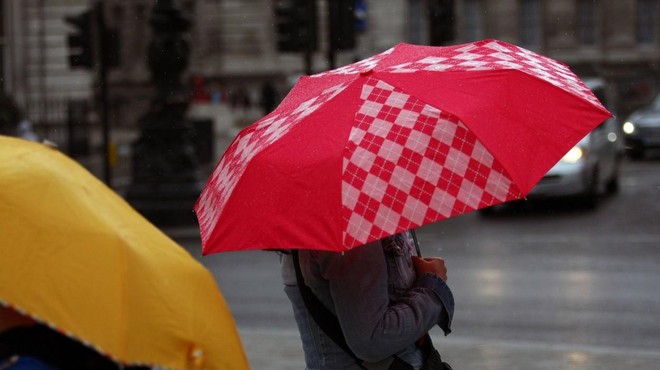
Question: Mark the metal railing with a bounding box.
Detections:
[25,98,96,157]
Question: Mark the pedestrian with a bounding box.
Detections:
[280,230,454,369]
[230,88,252,126]
[16,119,39,142]
[0,94,21,137]
[259,82,277,115]
[0,306,151,370]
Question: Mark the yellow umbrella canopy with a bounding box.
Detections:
[0,136,249,370]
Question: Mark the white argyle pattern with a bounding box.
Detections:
[385,40,601,108]
[196,82,349,244]
[196,40,607,252]
[316,40,601,109]
[342,78,523,247]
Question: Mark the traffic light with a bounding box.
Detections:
[65,10,94,69]
[329,0,357,51]
[274,0,317,52]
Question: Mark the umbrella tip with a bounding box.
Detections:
[360,68,374,77]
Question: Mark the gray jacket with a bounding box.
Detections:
[281,231,454,369]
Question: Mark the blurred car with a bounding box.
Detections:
[622,93,660,159]
[525,78,621,207]
[496,78,620,210]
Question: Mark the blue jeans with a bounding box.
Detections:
[0,356,60,370]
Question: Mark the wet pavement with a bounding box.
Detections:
[237,327,660,370]
[166,228,660,370]
[90,122,660,370]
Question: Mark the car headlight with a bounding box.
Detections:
[607,132,618,142]
[623,121,636,135]
[561,146,584,163]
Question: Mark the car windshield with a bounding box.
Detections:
[651,94,660,110]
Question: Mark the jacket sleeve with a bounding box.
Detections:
[414,273,454,335]
[306,242,454,363]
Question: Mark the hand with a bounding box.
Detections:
[412,256,447,282]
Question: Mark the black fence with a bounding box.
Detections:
[25,98,95,157]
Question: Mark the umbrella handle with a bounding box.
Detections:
[411,229,422,257]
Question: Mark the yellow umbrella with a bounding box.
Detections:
[0,136,249,370]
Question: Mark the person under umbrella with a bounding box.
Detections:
[280,231,454,369]
[0,306,149,370]
[0,136,249,370]
[194,39,612,370]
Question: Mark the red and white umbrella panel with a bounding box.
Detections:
[196,40,611,254]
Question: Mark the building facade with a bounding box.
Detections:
[2,0,660,141]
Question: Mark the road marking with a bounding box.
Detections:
[437,334,660,358]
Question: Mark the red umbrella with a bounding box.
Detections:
[195,39,611,254]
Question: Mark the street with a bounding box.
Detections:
[171,157,660,369]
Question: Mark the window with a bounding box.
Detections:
[577,0,597,46]
[636,0,658,44]
[519,0,541,49]
[462,0,484,42]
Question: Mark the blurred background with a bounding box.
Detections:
[2,1,660,369]
[2,1,660,195]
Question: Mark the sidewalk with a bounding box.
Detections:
[236,327,660,370]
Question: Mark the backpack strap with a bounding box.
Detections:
[291,250,413,370]
[291,250,364,365]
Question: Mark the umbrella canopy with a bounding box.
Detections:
[195,39,611,254]
[0,136,248,370]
